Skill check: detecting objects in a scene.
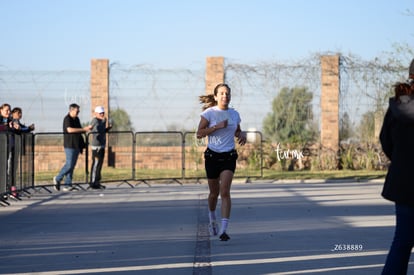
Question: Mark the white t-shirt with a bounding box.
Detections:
[200,106,241,152]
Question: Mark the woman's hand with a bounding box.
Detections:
[237,131,247,145]
[215,119,228,129]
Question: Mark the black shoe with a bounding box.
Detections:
[219,232,230,241]
[91,184,105,190]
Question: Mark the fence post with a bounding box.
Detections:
[205,57,225,94]
[90,59,110,113]
[90,59,111,169]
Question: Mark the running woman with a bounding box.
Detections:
[196,83,246,241]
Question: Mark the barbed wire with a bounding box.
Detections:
[0,53,411,141]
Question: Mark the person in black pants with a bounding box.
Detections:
[380,60,414,274]
[1,103,20,197]
[89,106,111,189]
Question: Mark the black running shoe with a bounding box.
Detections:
[91,184,106,190]
[219,232,230,241]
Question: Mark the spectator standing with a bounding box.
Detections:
[53,103,91,191]
[0,103,12,132]
[1,103,20,197]
[89,106,111,189]
[9,107,35,197]
[11,107,35,133]
[380,59,414,274]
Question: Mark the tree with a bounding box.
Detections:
[262,86,316,143]
[357,111,375,142]
[109,108,134,132]
[103,108,135,148]
[339,112,354,141]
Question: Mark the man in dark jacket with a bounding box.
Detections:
[53,103,92,191]
[380,60,414,274]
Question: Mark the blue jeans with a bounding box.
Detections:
[56,148,80,186]
[382,204,414,275]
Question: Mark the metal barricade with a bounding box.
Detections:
[135,132,184,184]
[86,131,135,187]
[0,133,8,196]
[14,133,35,191]
[183,132,207,179]
[183,131,263,181]
[34,132,67,187]
[28,130,263,193]
[0,132,34,202]
[233,131,263,179]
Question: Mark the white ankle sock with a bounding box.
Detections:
[220,218,229,234]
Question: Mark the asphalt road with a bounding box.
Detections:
[0,179,410,275]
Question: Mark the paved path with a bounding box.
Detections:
[0,179,411,275]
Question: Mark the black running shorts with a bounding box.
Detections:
[204,148,238,179]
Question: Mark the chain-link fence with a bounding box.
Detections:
[0,70,91,132]
[107,59,322,139]
[1,56,409,142]
[1,55,412,177]
[109,64,205,132]
[339,56,408,142]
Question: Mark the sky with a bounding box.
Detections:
[1,0,413,71]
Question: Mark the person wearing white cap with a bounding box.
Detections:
[89,106,112,189]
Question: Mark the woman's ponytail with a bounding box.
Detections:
[199,94,216,110]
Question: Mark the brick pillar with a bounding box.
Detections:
[90,59,109,116]
[205,57,225,94]
[90,59,113,167]
[320,55,340,152]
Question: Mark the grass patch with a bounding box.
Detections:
[35,167,386,184]
[261,169,386,181]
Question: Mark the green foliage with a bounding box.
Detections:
[339,112,354,141]
[340,144,355,170]
[357,111,375,142]
[310,148,338,171]
[246,149,261,170]
[336,143,383,170]
[110,108,134,132]
[262,86,317,143]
